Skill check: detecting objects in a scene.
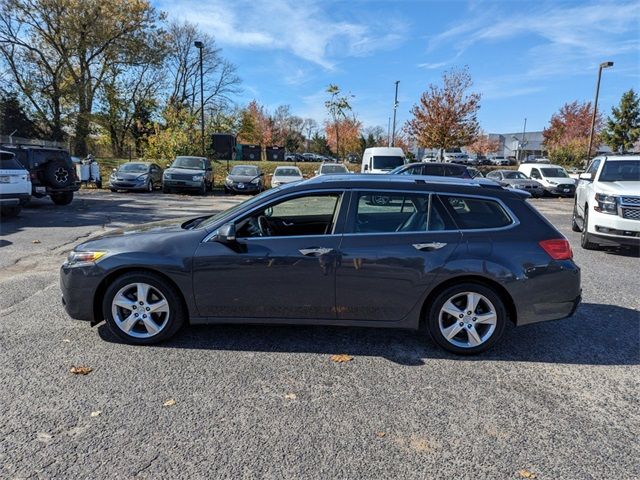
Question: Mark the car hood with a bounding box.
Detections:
[545,177,575,185]
[113,172,146,180]
[77,217,196,248]
[502,179,542,187]
[227,174,258,182]
[165,167,204,175]
[273,176,302,183]
[596,181,640,195]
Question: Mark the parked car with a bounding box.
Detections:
[518,163,575,197]
[573,155,640,250]
[271,166,303,187]
[475,155,492,166]
[361,147,406,173]
[442,148,469,164]
[422,154,437,162]
[162,156,212,195]
[0,150,31,217]
[61,174,581,355]
[485,170,544,197]
[389,162,472,178]
[346,153,359,164]
[284,153,303,163]
[224,164,264,194]
[490,156,510,166]
[109,162,163,193]
[300,153,316,162]
[2,144,79,205]
[316,163,350,176]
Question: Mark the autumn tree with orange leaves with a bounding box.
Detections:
[466,130,500,156]
[405,67,480,159]
[543,101,601,167]
[325,117,362,158]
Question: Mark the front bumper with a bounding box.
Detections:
[109,180,147,190]
[0,192,31,206]
[226,182,260,193]
[164,179,203,190]
[512,185,544,197]
[60,263,104,322]
[545,184,575,196]
[589,208,640,246]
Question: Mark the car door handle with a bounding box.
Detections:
[299,247,334,256]
[282,221,294,227]
[413,242,447,251]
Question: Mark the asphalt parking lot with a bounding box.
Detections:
[1,191,638,479]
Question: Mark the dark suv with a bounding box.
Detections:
[2,145,80,205]
[61,174,581,355]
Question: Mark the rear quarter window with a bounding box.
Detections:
[438,195,513,230]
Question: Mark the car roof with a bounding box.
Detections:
[302,173,508,191]
[598,155,640,161]
[121,161,152,166]
[404,162,463,167]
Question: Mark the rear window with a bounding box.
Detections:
[438,195,513,230]
[0,154,24,170]
[372,156,405,170]
[444,164,470,178]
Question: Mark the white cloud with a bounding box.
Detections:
[159,0,406,69]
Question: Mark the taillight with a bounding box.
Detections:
[539,239,573,260]
[30,171,37,181]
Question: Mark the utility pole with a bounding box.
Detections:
[520,118,527,163]
[391,81,400,147]
[194,41,205,157]
[587,61,614,160]
[387,117,391,147]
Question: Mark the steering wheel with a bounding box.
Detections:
[257,216,273,236]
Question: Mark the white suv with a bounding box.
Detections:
[573,155,640,249]
[0,150,31,217]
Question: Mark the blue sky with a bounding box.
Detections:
[157,0,640,134]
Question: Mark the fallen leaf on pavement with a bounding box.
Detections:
[90,410,101,417]
[330,354,353,363]
[284,393,297,400]
[62,339,71,343]
[163,399,176,407]
[32,239,41,244]
[70,366,92,375]
[375,431,386,438]
[517,469,537,479]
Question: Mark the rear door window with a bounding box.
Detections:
[438,195,513,230]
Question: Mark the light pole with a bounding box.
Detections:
[194,41,205,158]
[391,81,400,147]
[587,61,613,159]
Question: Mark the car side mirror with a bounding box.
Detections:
[166,164,170,168]
[579,172,593,181]
[215,223,236,243]
[112,168,117,172]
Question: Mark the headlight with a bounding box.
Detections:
[225,177,233,185]
[595,193,617,214]
[250,178,260,184]
[110,172,117,179]
[136,174,148,181]
[66,251,107,266]
[192,175,204,181]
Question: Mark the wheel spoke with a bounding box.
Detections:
[142,317,159,335]
[475,312,497,325]
[136,283,150,303]
[466,292,480,313]
[120,313,138,333]
[113,294,136,311]
[148,299,169,314]
[442,300,463,319]
[442,322,464,340]
[467,326,482,346]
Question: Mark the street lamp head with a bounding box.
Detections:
[194,41,204,49]
[600,61,614,68]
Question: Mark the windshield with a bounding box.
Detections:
[172,157,205,170]
[372,156,405,170]
[321,164,348,174]
[199,188,279,229]
[230,166,258,176]
[274,168,301,177]
[541,168,569,178]
[118,163,148,173]
[504,171,528,180]
[598,160,640,182]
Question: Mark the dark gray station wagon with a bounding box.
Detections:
[61,175,581,354]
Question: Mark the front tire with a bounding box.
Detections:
[102,271,186,345]
[581,209,599,250]
[426,283,507,355]
[147,180,154,193]
[571,202,581,232]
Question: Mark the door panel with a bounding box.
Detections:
[193,236,340,319]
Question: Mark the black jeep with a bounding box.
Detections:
[2,145,80,205]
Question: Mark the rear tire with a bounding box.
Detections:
[102,271,186,345]
[425,283,507,355]
[51,191,74,205]
[1,205,21,217]
[581,209,599,250]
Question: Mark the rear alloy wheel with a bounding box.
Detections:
[103,272,185,344]
[581,209,599,250]
[427,283,506,354]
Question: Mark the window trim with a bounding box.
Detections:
[202,189,348,242]
[343,188,519,236]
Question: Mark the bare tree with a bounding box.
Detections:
[166,21,241,115]
[302,118,318,150]
[325,84,354,159]
[406,67,481,159]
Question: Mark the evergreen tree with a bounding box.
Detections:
[601,89,640,153]
[0,92,37,138]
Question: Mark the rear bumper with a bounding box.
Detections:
[0,193,31,206]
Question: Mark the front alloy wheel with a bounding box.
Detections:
[427,283,506,354]
[103,272,185,344]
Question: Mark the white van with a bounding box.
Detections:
[518,163,576,197]
[361,147,406,173]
